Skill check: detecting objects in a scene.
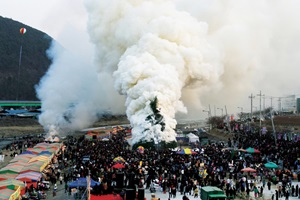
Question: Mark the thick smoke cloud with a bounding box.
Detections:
[85,0,223,145]
[36,40,125,136]
[37,0,300,143]
[175,0,300,116]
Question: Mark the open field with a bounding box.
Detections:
[1,115,299,140]
[0,116,130,138]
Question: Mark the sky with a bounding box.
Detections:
[0,0,87,45]
[1,1,300,137]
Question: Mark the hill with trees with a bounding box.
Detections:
[0,16,53,100]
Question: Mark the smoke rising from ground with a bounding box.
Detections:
[37,0,300,142]
[86,0,224,144]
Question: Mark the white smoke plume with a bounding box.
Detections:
[85,0,300,145]
[37,0,300,143]
[85,0,222,145]
[36,40,125,134]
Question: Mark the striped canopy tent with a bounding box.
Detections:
[50,142,62,149]
[0,179,25,190]
[9,160,28,166]
[0,164,25,174]
[34,142,52,147]
[34,142,62,154]
[20,161,47,174]
[15,171,42,182]
[26,148,46,154]
[37,150,52,156]
[34,146,47,151]
[10,154,35,163]
[28,155,50,164]
[21,151,34,155]
[46,147,60,154]
[0,188,16,199]
[0,173,18,181]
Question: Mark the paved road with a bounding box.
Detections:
[44,180,300,200]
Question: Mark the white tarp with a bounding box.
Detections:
[187,133,199,143]
[0,155,4,162]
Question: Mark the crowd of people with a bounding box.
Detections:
[51,123,300,200]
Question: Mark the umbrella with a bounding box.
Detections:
[221,147,234,152]
[113,156,125,163]
[137,146,144,153]
[241,167,256,173]
[176,148,197,155]
[238,148,247,152]
[112,163,125,169]
[245,147,260,154]
[264,162,278,169]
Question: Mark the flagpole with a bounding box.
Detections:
[87,170,91,200]
[16,45,22,101]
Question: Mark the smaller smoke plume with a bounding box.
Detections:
[36,40,125,134]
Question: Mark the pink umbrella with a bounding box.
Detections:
[241,167,256,173]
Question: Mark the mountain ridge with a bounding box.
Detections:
[0,16,53,100]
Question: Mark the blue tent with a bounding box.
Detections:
[68,177,100,188]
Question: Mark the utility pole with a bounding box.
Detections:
[263,95,266,111]
[217,107,223,116]
[249,93,255,119]
[225,105,231,132]
[203,109,211,130]
[238,107,243,119]
[278,98,281,114]
[214,105,216,116]
[270,107,277,145]
[270,97,273,109]
[257,91,265,134]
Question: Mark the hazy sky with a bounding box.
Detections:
[0,0,87,49]
[1,0,300,125]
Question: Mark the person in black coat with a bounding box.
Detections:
[260,186,264,197]
[275,190,279,200]
[267,181,272,190]
[285,190,289,200]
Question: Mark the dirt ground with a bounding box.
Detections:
[1,115,298,142]
[0,116,130,138]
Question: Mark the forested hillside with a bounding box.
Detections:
[0,16,53,100]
